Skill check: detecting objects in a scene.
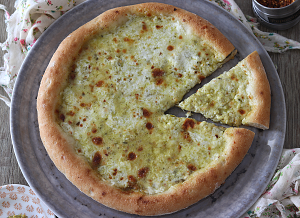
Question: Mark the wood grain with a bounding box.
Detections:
[0,0,299,203]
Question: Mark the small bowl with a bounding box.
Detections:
[252,0,300,30]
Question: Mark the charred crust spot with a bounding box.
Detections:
[167,45,174,51]
[143,108,152,118]
[92,137,103,145]
[138,167,149,178]
[238,109,246,115]
[183,118,195,130]
[59,114,65,122]
[115,10,119,14]
[95,80,104,87]
[146,122,154,130]
[102,191,106,196]
[201,25,208,29]
[187,164,197,171]
[174,8,177,11]
[182,19,186,22]
[151,68,165,77]
[92,151,102,167]
[260,91,264,95]
[128,152,137,161]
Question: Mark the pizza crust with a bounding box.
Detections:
[37,3,253,216]
[243,51,271,129]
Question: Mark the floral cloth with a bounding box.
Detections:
[0,1,299,217]
[242,149,300,218]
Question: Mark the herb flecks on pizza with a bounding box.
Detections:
[179,51,271,129]
[37,3,255,216]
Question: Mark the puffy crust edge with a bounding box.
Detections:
[243,51,271,129]
[37,2,243,216]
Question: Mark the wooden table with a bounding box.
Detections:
[0,0,299,213]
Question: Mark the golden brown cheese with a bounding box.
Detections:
[56,14,231,194]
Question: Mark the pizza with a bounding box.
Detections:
[37,3,257,216]
[179,51,271,129]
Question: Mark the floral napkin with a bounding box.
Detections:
[0,0,299,217]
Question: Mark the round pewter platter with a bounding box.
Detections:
[10,0,286,217]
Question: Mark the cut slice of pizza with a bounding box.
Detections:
[179,51,271,129]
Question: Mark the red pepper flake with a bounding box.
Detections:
[257,0,294,8]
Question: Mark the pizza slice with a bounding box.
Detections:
[179,51,271,129]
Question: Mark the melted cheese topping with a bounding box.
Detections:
[179,59,252,126]
[57,14,229,194]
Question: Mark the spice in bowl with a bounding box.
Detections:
[256,0,295,8]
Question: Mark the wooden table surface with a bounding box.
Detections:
[0,0,299,214]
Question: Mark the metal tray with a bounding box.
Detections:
[10,0,286,217]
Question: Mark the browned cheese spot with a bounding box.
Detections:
[92,137,103,146]
[187,164,197,171]
[167,45,174,51]
[138,167,149,178]
[143,108,152,118]
[151,68,165,77]
[138,146,143,151]
[238,109,246,115]
[91,128,97,133]
[179,35,183,39]
[156,25,163,29]
[95,80,104,87]
[59,114,65,122]
[178,145,182,152]
[128,152,137,161]
[146,122,154,131]
[80,103,86,107]
[155,78,164,85]
[128,175,137,183]
[113,37,117,43]
[209,101,215,107]
[124,37,135,43]
[113,169,118,176]
[182,118,195,130]
[92,151,102,167]
[142,23,148,31]
[67,111,75,116]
